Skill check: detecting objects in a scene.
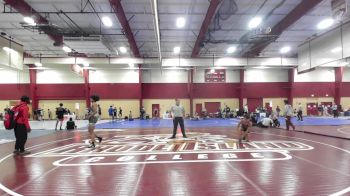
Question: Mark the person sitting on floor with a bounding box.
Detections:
[258,116,273,128]
[66,118,77,131]
[271,115,280,128]
[191,112,200,121]
[250,113,258,126]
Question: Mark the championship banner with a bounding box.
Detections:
[205,69,226,82]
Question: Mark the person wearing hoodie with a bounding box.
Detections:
[13,96,31,155]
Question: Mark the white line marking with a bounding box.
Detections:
[52,152,292,166]
[252,132,350,154]
[292,155,350,177]
[28,149,298,157]
[131,162,147,196]
[251,131,350,195]
[225,162,268,196]
[337,127,350,135]
[329,186,350,196]
[0,132,112,196]
[0,183,22,196]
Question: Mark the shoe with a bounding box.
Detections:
[19,150,31,155]
[97,137,103,144]
[13,150,19,155]
[88,142,95,148]
[183,136,187,138]
[168,136,176,139]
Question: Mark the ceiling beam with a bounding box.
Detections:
[191,0,222,58]
[243,0,323,57]
[109,0,141,58]
[4,0,64,46]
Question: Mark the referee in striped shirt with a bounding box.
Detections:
[169,99,187,139]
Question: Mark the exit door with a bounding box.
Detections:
[307,103,318,116]
[152,104,160,118]
[195,104,202,116]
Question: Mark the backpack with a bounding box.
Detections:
[4,104,22,130]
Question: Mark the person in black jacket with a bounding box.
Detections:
[66,118,76,130]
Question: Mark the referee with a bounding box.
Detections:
[169,99,187,139]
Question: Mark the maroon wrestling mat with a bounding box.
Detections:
[295,125,350,140]
[0,127,349,195]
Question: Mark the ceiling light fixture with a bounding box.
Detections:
[331,47,342,53]
[34,62,42,67]
[62,46,72,53]
[339,62,349,67]
[317,18,334,30]
[2,47,12,53]
[226,46,236,54]
[253,66,269,69]
[83,62,90,67]
[102,16,113,27]
[23,17,36,26]
[119,46,127,53]
[248,16,262,29]
[176,17,186,28]
[173,46,181,54]
[280,46,291,54]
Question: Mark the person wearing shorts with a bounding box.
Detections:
[55,103,66,130]
[87,95,102,148]
[237,114,252,143]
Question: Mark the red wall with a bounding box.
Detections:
[142,83,188,99]
[293,82,335,97]
[242,83,289,98]
[193,83,240,98]
[36,84,85,100]
[341,82,350,97]
[0,82,348,100]
[0,84,30,100]
[90,83,140,99]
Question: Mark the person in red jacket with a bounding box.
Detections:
[13,96,31,155]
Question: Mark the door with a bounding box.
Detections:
[204,102,220,114]
[307,103,318,116]
[152,104,160,118]
[195,104,202,116]
[247,98,263,113]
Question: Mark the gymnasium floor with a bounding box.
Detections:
[0,118,349,195]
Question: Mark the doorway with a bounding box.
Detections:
[247,98,263,113]
[195,104,202,116]
[152,104,160,118]
[307,103,318,116]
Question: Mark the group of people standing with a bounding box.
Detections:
[108,106,123,121]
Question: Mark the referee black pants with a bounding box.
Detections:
[297,111,303,121]
[14,124,28,152]
[172,117,186,137]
